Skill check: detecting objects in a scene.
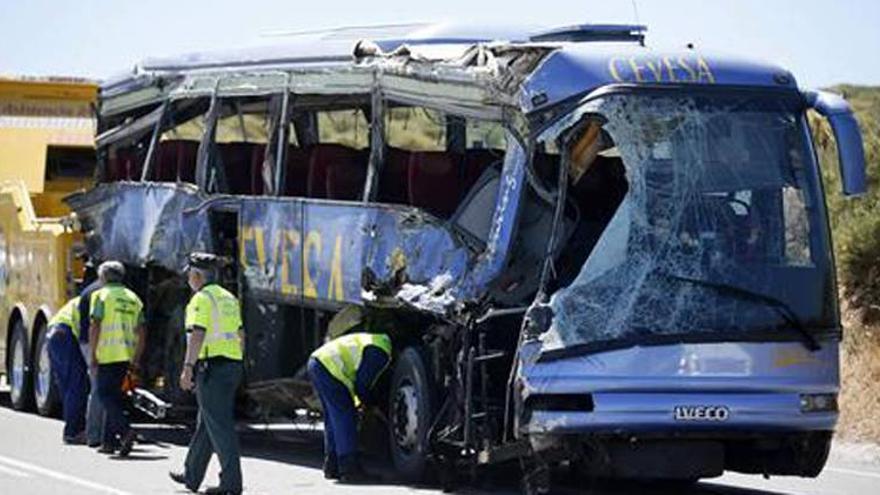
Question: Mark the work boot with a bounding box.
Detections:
[118,430,136,457]
[168,471,198,493]
[63,432,87,445]
[324,455,339,480]
[204,486,240,495]
[97,444,117,455]
[338,455,368,484]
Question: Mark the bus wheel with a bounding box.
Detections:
[8,321,34,411]
[389,347,434,482]
[33,322,60,417]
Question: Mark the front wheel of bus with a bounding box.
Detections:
[33,322,60,417]
[389,347,434,482]
[8,321,34,411]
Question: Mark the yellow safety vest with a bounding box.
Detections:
[91,284,143,365]
[185,284,243,361]
[49,297,81,339]
[312,333,392,401]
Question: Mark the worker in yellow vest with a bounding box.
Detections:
[88,261,146,457]
[169,253,244,495]
[308,328,392,482]
[46,296,89,444]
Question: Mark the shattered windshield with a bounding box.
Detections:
[540,91,836,353]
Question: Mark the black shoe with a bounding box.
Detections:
[63,433,87,445]
[338,459,369,484]
[168,471,198,493]
[97,444,117,455]
[204,486,240,495]
[118,430,136,457]
[324,456,339,480]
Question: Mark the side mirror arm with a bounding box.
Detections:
[804,90,868,196]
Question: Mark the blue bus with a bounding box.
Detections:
[61,22,866,491]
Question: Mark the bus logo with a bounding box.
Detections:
[673,405,731,422]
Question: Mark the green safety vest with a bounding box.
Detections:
[312,333,392,401]
[48,297,81,339]
[185,284,243,361]
[91,284,143,365]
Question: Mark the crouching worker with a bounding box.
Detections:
[169,253,244,495]
[47,296,89,444]
[89,261,146,456]
[308,330,392,482]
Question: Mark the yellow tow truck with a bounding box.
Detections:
[0,76,96,414]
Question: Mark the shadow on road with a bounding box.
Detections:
[0,390,789,495]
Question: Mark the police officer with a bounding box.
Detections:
[169,253,244,495]
[46,296,89,444]
[308,330,392,482]
[78,265,106,447]
[88,261,145,457]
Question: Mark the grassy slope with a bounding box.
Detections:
[812,85,880,442]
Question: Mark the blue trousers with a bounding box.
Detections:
[46,324,88,439]
[96,362,130,448]
[307,357,357,463]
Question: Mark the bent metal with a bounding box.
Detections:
[62,22,865,493]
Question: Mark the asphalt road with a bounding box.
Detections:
[0,391,878,494]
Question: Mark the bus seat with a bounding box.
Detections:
[408,151,462,218]
[462,149,500,193]
[308,144,360,199]
[378,147,410,204]
[326,149,368,200]
[452,164,501,244]
[283,146,310,197]
[250,145,266,195]
[218,142,258,194]
[176,140,199,183]
[154,140,199,183]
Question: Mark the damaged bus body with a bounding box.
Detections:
[68,23,867,489]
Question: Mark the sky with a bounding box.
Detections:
[0,0,878,88]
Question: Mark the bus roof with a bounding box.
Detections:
[100,22,798,115]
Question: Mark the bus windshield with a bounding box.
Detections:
[541,90,837,353]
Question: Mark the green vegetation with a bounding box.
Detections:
[811,85,880,316]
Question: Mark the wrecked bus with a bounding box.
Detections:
[64,23,867,491]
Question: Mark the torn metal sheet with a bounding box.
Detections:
[65,182,212,271]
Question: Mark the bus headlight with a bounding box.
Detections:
[799,393,838,413]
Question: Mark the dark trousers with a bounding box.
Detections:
[96,362,130,447]
[185,359,243,493]
[46,325,88,439]
[307,357,357,465]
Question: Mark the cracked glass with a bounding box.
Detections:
[539,91,835,352]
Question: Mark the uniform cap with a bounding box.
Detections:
[185,252,224,272]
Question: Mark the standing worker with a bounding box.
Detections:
[88,261,146,456]
[308,329,393,482]
[78,263,105,448]
[46,296,89,444]
[169,253,244,495]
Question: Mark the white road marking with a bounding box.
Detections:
[0,462,30,478]
[0,454,133,495]
[825,466,880,480]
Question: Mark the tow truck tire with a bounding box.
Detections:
[389,347,434,482]
[8,321,34,411]
[33,322,60,417]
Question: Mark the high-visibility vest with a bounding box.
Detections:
[91,284,143,365]
[48,297,81,339]
[312,333,392,400]
[185,284,243,361]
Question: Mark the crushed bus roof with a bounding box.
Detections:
[99,22,798,117]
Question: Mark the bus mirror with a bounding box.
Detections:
[805,90,868,196]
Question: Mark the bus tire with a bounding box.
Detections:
[33,322,60,417]
[389,347,434,482]
[8,321,34,411]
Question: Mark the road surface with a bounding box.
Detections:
[0,391,878,494]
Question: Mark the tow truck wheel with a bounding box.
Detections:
[33,322,60,417]
[389,347,434,482]
[8,321,34,411]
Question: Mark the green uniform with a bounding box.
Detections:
[312,332,392,405]
[182,283,244,494]
[90,284,143,364]
[49,297,81,338]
